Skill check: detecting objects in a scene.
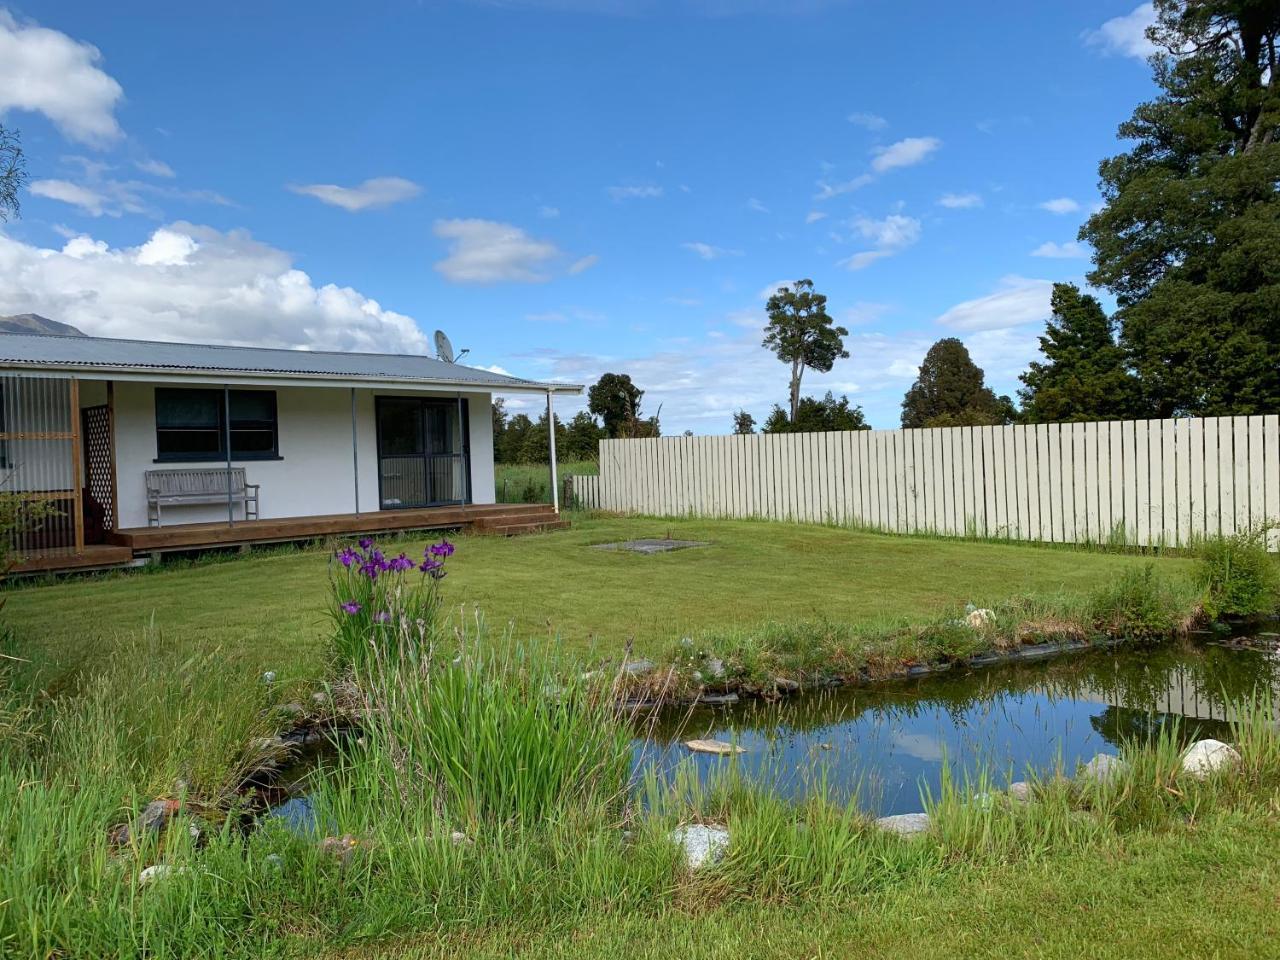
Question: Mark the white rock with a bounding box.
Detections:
[1180,739,1241,780]
[1079,753,1128,784]
[684,738,745,756]
[874,812,931,837]
[138,864,187,886]
[1007,781,1033,803]
[671,824,730,870]
[966,608,995,628]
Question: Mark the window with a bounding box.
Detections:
[155,388,279,461]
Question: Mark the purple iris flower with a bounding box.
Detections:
[358,537,374,551]
[359,561,380,581]
[374,610,391,624]
[388,553,414,573]
[340,600,361,615]
[419,558,442,574]
[428,540,455,559]
[337,546,359,568]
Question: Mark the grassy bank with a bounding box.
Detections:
[495,460,596,503]
[1,516,1195,679]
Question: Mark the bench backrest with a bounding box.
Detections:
[145,467,247,497]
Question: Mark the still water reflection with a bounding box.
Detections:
[634,644,1280,816]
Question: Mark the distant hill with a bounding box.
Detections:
[0,314,87,337]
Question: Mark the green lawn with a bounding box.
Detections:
[4,514,1191,679]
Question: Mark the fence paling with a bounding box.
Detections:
[567,415,1280,550]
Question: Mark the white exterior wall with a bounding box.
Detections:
[112,381,495,529]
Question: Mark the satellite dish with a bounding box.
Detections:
[433,329,455,363]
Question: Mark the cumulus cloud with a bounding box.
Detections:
[1039,197,1081,214]
[938,192,982,209]
[1030,240,1087,259]
[839,213,921,270]
[0,10,123,145]
[29,179,117,217]
[0,222,429,353]
[871,136,941,173]
[847,111,887,130]
[28,168,233,218]
[607,184,663,201]
[1084,3,1157,59]
[433,218,576,284]
[682,241,742,261]
[935,275,1054,332]
[288,176,422,212]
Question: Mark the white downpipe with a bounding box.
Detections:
[547,390,559,514]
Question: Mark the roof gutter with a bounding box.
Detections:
[0,361,584,395]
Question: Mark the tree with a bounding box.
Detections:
[1019,283,1142,422]
[491,399,509,459]
[562,411,605,461]
[732,410,756,434]
[901,338,1010,428]
[587,373,645,438]
[762,280,849,422]
[0,125,25,223]
[763,392,870,433]
[498,413,535,463]
[1080,0,1280,416]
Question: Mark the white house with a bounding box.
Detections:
[0,333,581,571]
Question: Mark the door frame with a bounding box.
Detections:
[373,395,472,510]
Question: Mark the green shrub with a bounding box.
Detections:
[1088,563,1195,640]
[1196,529,1280,620]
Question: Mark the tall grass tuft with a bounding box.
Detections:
[1196,528,1280,620]
[349,617,633,831]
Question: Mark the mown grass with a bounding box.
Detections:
[1,515,1195,681]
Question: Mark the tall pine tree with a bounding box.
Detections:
[1019,283,1140,422]
[901,338,1012,428]
[1081,0,1280,416]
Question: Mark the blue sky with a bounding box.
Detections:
[0,1,1160,432]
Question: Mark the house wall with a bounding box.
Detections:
[112,381,495,528]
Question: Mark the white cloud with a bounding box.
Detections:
[682,241,742,261]
[847,111,887,130]
[432,218,566,284]
[288,176,422,212]
[814,173,873,200]
[0,10,123,146]
[568,253,599,274]
[747,197,769,213]
[134,227,198,266]
[134,158,176,178]
[871,136,941,173]
[0,222,429,352]
[935,275,1054,332]
[29,179,114,216]
[938,192,982,209]
[1084,3,1157,59]
[805,210,828,224]
[839,213,920,270]
[537,205,560,219]
[1030,240,1087,259]
[1039,197,1081,214]
[607,184,663,201]
[525,311,568,324]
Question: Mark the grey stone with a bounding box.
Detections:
[697,692,739,706]
[261,670,277,684]
[671,824,730,870]
[1079,753,1128,784]
[874,812,931,837]
[138,864,187,886]
[1007,781,1033,803]
[773,677,801,693]
[1180,739,1241,780]
[622,659,655,676]
[590,539,711,555]
[684,738,746,755]
[277,702,305,719]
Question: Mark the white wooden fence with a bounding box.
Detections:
[569,416,1280,549]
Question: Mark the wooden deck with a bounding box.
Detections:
[7,503,565,574]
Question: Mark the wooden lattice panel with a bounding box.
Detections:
[82,404,114,530]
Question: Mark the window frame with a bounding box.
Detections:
[153,387,281,463]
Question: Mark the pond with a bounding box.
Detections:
[635,642,1280,816]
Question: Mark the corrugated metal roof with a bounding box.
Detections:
[0,333,581,393]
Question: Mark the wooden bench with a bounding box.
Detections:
[144,468,260,527]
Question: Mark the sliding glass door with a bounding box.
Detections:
[376,397,470,509]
